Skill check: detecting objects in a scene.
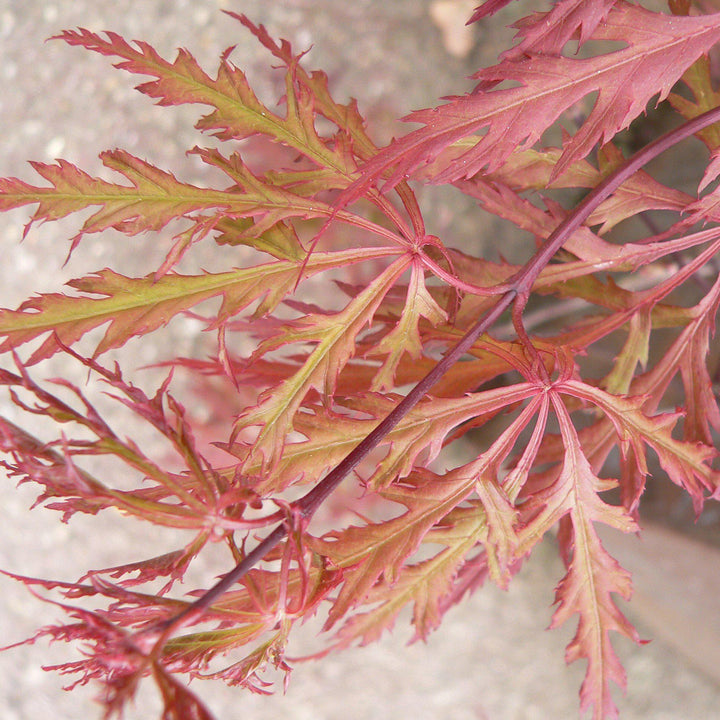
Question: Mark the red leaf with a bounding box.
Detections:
[504,0,618,59]
[153,663,217,720]
[562,379,720,514]
[346,3,720,195]
[467,1,517,23]
[522,394,640,720]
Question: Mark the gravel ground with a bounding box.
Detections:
[0,2,719,719]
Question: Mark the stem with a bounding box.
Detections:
[509,105,720,295]
[148,104,720,645]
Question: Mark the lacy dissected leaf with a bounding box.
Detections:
[329,505,489,647]
[3,560,323,702]
[0,148,374,261]
[527,237,720,360]
[521,391,639,544]
[0,375,217,528]
[234,256,411,468]
[358,382,537,492]
[560,379,720,513]
[318,395,550,645]
[452,175,623,267]
[225,13,375,159]
[624,274,720,446]
[469,140,694,235]
[313,472,480,631]
[527,276,720,512]
[446,225,720,316]
[202,562,343,629]
[0,352,281,539]
[314,385,541,630]
[81,532,210,594]
[552,514,639,720]
[520,394,639,720]
[503,0,618,59]
[469,0,617,46]
[158,564,337,677]
[198,626,292,693]
[54,24,357,181]
[367,259,448,390]
[0,150,228,243]
[0,415,117,519]
[0,578,161,713]
[185,342,518,409]
[0,247,393,363]
[162,626,271,674]
[347,2,720,194]
[221,380,530,497]
[222,12,426,233]
[191,146,398,238]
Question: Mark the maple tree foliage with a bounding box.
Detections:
[1,2,720,718]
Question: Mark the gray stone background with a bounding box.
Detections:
[0,2,719,718]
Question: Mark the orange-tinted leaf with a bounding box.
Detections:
[560,380,720,513]
[314,472,482,631]
[329,506,488,647]
[0,151,229,241]
[235,257,411,467]
[369,259,448,390]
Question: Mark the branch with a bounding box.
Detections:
[144,104,720,650]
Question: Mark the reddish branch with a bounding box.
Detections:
[148,104,720,647]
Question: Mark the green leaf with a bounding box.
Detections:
[0,248,392,362]
[54,26,357,178]
[369,259,448,391]
[235,257,411,468]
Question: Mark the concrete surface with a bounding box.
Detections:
[0,2,719,719]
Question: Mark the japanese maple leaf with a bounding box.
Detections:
[234,257,411,468]
[0,248,391,364]
[496,0,619,60]
[521,392,640,720]
[345,2,720,196]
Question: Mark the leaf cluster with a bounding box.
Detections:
[1,3,720,719]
